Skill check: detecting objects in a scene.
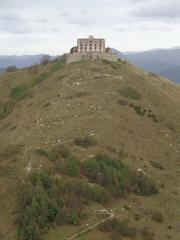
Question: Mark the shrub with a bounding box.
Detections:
[19,172,111,240]
[49,60,65,73]
[40,55,51,65]
[47,149,59,162]
[35,148,49,158]
[58,157,80,177]
[74,136,97,148]
[129,103,146,116]
[31,73,49,86]
[82,154,134,197]
[99,218,137,238]
[6,65,17,72]
[150,161,164,170]
[56,145,70,158]
[148,114,158,123]
[10,84,29,101]
[36,146,70,161]
[141,227,154,240]
[152,213,163,223]
[36,148,58,161]
[118,99,129,106]
[0,101,15,119]
[134,173,158,196]
[82,155,158,197]
[119,87,142,100]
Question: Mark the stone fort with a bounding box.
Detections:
[65,35,118,64]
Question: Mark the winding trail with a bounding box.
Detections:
[67,213,114,240]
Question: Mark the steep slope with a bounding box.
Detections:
[0,59,179,240]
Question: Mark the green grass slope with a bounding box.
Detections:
[0,59,179,240]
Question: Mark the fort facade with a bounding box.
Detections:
[65,35,118,63]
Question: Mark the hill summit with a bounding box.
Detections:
[0,59,179,240]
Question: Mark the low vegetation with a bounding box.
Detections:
[150,161,164,170]
[31,60,65,87]
[74,136,97,148]
[152,213,164,223]
[56,156,80,177]
[17,152,158,240]
[129,103,158,122]
[140,226,154,240]
[10,84,29,101]
[6,66,17,72]
[99,218,137,239]
[18,172,110,240]
[36,145,71,161]
[119,87,142,100]
[0,100,15,120]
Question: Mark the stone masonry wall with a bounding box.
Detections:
[65,52,118,64]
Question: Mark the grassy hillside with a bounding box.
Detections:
[0,59,179,240]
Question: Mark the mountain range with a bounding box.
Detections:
[121,48,180,84]
[0,47,180,84]
[0,54,46,69]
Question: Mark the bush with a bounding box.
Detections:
[35,148,49,158]
[58,157,80,177]
[129,103,146,116]
[82,154,134,197]
[134,173,158,196]
[6,66,17,72]
[152,213,163,223]
[74,136,97,148]
[47,149,59,161]
[141,227,154,240]
[0,101,15,119]
[19,172,111,240]
[150,161,164,170]
[56,145,70,158]
[40,55,51,65]
[36,146,70,161]
[10,84,29,101]
[119,87,142,100]
[31,73,49,86]
[99,218,137,238]
[82,155,158,197]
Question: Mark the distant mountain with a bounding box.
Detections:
[111,48,125,59]
[121,48,180,84]
[159,67,180,84]
[0,54,55,69]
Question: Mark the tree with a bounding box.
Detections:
[40,55,51,65]
[6,65,17,72]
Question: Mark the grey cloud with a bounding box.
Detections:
[133,1,180,20]
[0,14,31,34]
[116,24,173,32]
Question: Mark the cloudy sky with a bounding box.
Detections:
[0,0,180,55]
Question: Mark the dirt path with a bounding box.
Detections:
[67,213,114,240]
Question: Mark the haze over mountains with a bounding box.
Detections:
[0,47,180,84]
[123,48,180,84]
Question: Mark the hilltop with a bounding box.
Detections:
[0,59,179,240]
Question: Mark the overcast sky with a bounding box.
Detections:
[0,0,180,55]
